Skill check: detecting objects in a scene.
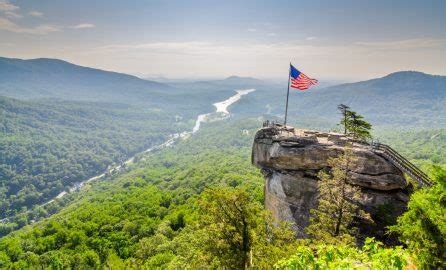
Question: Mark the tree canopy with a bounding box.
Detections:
[306,149,371,245]
[338,104,372,140]
[0,119,415,269]
[390,165,446,269]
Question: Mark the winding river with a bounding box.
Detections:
[40,88,257,207]
[0,88,256,223]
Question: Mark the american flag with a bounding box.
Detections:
[289,64,318,90]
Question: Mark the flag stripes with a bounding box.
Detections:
[290,72,318,90]
[284,63,318,125]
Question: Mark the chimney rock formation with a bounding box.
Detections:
[252,124,410,242]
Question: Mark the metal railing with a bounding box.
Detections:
[260,121,434,188]
[371,142,434,187]
[262,120,281,128]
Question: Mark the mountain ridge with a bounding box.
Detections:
[0,57,175,106]
[316,71,445,93]
[2,56,445,127]
[228,70,446,128]
[0,57,165,86]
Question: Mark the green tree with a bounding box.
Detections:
[338,105,372,140]
[195,187,297,269]
[390,165,446,269]
[348,111,372,140]
[338,104,350,134]
[306,149,371,244]
[198,187,260,269]
[275,238,409,270]
[0,238,23,262]
[0,251,11,268]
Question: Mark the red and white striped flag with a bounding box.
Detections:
[290,64,318,90]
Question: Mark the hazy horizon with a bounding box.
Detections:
[3,55,443,84]
[1,0,445,80]
[0,2,445,268]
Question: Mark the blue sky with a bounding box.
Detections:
[1,0,445,80]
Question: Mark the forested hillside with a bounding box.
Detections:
[376,128,446,169]
[0,119,264,268]
[0,58,265,224]
[0,119,443,269]
[0,57,444,269]
[2,58,445,128]
[0,58,260,118]
[1,70,445,229]
[0,96,187,220]
[235,71,446,128]
[0,57,171,106]
[1,0,444,267]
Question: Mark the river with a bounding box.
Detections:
[34,88,257,210]
[0,88,257,223]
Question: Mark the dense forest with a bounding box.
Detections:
[0,119,444,269]
[0,58,445,269]
[0,96,192,219]
[232,71,446,128]
[1,58,445,222]
[375,128,446,168]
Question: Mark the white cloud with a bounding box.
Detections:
[31,24,60,34]
[96,41,325,57]
[4,10,21,18]
[0,1,58,35]
[267,32,276,36]
[247,28,257,32]
[88,39,446,79]
[355,38,446,50]
[97,41,215,55]
[306,36,316,41]
[0,0,18,11]
[71,23,95,29]
[0,17,60,34]
[29,11,43,17]
[0,2,59,34]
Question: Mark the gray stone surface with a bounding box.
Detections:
[252,125,410,241]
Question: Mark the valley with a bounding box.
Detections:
[0,116,443,268]
[0,88,257,225]
[1,1,444,268]
[0,58,444,269]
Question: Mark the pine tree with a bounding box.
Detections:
[306,149,371,244]
[338,104,350,134]
[348,111,372,140]
[338,104,372,140]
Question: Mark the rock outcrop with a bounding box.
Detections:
[252,124,410,242]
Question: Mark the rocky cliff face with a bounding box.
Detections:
[252,124,410,242]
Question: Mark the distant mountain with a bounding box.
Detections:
[1,57,444,127]
[232,71,446,128]
[171,76,265,89]
[0,57,175,106]
[214,76,265,86]
[0,58,273,115]
[322,71,444,97]
[307,71,446,125]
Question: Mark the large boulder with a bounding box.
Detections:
[252,124,410,242]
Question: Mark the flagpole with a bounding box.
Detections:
[284,62,291,126]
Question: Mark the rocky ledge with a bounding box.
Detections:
[252,124,410,242]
